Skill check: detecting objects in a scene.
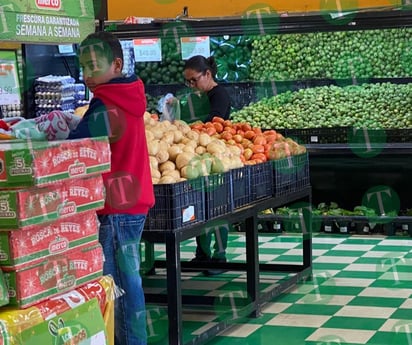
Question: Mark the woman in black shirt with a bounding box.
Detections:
[181,55,231,123]
[182,55,231,274]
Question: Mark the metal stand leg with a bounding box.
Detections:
[165,233,183,345]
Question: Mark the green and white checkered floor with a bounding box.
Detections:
[143,233,412,345]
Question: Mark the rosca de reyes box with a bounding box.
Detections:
[0,276,114,345]
[2,242,103,308]
[0,175,105,229]
[0,136,110,187]
[0,211,99,267]
[18,298,108,345]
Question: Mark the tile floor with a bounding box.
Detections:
[143,232,412,345]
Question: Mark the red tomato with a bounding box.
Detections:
[253,135,267,146]
[213,122,224,133]
[251,144,265,154]
[206,127,216,136]
[244,130,256,140]
[251,153,267,162]
[212,116,225,123]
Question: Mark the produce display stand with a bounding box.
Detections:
[105,11,412,217]
[141,186,312,345]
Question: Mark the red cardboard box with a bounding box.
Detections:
[0,175,105,229]
[0,136,110,187]
[0,211,99,268]
[3,242,103,308]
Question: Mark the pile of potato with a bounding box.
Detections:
[144,112,243,184]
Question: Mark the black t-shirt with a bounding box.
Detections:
[180,84,231,123]
[206,85,231,122]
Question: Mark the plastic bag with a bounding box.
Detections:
[157,93,181,122]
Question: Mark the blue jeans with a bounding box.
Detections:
[98,214,147,345]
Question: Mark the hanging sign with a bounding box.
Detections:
[133,38,162,62]
[0,0,95,44]
[0,51,21,105]
[180,36,210,60]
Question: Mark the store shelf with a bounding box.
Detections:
[306,143,412,155]
[141,187,312,345]
[106,9,412,38]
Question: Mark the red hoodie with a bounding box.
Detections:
[68,75,154,215]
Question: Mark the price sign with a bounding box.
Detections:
[0,51,20,105]
[181,36,210,60]
[133,38,162,62]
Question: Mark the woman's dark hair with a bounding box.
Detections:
[184,55,217,78]
[79,31,123,64]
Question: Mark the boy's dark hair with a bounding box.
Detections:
[184,55,217,78]
[79,31,123,64]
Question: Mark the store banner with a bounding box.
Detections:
[0,0,95,43]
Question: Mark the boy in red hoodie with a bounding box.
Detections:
[68,31,154,345]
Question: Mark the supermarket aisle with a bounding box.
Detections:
[144,233,412,345]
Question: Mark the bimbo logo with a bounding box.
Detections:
[49,237,69,254]
[36,0,61,10]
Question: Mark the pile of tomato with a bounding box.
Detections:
[189,116,287,164]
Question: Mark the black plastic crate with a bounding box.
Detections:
[293,152,310,191]
[204,172,233,220]
[286,127,350,144]
[145,178,205,230]
[249,161,273,202]
[271,153,310,196]
[385,129,412,143]
[348,128,387,145]
[351,128,412,144]
[230,166,251,209]
[272,157,296,197]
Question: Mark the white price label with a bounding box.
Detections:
[181,36,210,60]
[0,51,21,105]
[133,38,162,62]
